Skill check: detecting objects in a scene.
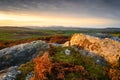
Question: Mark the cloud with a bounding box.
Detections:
[0,0,120,18]
[0,0,119,27]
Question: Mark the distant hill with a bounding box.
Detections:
[27,26,120,31]
[0,26,120,33]
[0,26,32,31]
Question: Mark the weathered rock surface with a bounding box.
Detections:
[70,34,120,65]
[72,46,107,66]
[0,40,49,70]
[0,69,8,80]
[1,66,20,80]
[25,72,33,80]
[89,33,120,42]
[49,43,62,47]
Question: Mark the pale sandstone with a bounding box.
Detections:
[70,34,120,65]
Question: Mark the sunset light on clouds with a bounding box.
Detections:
[0,0,120,28]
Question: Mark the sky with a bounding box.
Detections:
[0,0,120,28]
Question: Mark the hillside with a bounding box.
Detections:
[0,33,120,80]
[0,26,120,42]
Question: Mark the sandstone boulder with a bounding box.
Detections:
[70,34,120,65]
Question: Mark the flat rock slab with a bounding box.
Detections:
[0,40,49,70]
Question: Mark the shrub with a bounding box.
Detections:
[31,52,52,80]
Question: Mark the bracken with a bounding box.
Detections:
[31,52,52,80]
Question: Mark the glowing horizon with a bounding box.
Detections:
[0,12,119,27]
[0,0,120,28]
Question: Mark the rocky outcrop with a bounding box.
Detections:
[0,40,49,70]
[70,34,120,65]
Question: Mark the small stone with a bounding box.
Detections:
[65,49,71,55]
[96,60,100,63]
[17,70,22,74]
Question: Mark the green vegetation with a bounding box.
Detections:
[0,27,120,79]
[0,27,119,42]
[0,29,72,41]
[59,30,81,36]
[0,27,83,41]
[16,61,34,80]
[0,29,48,41]
[49,46,108,79]
[16,46,108,80]
[110,33,120,37]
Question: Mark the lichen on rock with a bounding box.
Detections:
[70,33,120,66]
[0,40,49,70]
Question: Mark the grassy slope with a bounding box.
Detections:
[1,27,118,79]
[0,29,48,41]
[0,27,120,41]
[0,28,70,41]
[17,46,109,80]
[48,46,108,80]
[16,46,120,80]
